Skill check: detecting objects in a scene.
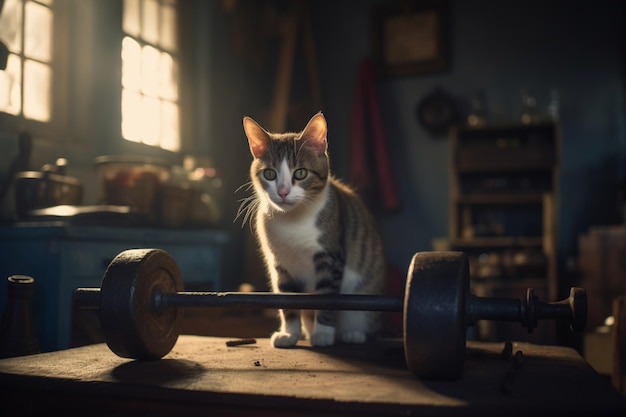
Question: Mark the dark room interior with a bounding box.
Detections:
[0,0,625,415]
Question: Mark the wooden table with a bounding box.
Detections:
[0,335,625,416]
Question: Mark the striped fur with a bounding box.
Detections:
[239,112,385,348]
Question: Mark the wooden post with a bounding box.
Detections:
[267,2,299,132]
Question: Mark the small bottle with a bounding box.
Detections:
[467,93,487,127]
[520,89,538,125]
[547,89,560,122]
[0,275,40,358]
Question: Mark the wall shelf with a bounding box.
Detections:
[447,122,560,343]
[449,237,544,248]
[455,194,545,205]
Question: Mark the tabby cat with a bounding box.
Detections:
[239,112,385,348]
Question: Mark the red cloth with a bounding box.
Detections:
[349,59,400,212]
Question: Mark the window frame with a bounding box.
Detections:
[0,0,194,158]
[120,0,186,153]
[0,0,71,144]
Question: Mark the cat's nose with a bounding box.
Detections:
[277,183,290,199]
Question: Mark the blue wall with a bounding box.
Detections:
[309,0,626,287]
[206,0,625,291]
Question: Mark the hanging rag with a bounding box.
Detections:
[349,59,400,212]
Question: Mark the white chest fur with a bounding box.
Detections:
[259,187,328,287]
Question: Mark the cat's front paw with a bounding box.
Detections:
[270,331,300,348]
[310,331,335,347]
[340,330,367,344]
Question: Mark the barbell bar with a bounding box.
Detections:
[75,290,405,313]
[73,248,587,380]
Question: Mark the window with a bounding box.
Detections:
[0,0,54,122]
[122,0,180,152]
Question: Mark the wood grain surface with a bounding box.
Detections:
[0,335,625,416]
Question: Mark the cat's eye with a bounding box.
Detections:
[293,168,308,180]
[263,169,277,180]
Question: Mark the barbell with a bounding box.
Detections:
[73,248,587,380]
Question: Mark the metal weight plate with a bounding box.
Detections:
[569,287,588,332]
[99,248,183,360]
[403,251,469,380]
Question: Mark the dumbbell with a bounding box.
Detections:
[73,248,587,380]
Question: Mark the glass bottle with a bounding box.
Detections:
[520,89,538,125]
[547,88,560,122]
[467,93,487,127]
[0,275,40,358]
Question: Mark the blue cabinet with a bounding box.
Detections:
[0,224,228,352]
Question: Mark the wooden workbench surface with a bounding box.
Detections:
[0,335,624,416]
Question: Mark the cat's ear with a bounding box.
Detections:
[243,116,270,159]
[299,112,328,156]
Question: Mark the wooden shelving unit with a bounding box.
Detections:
[447,122,560,342]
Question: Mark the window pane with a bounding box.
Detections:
[160,4,177,52]
[0,53,22,115]
[142,0,159,44]
[159,51,177,101]
[23,59,50,121]
[161,100,179,151]
[121,36,141,89]
[142,95,161,145]
[25,1,53,62]
[123,0,140,36]
[141,44,160,96]
[0,0,23,53]
[121,89,142,142]
[122,0,181,151]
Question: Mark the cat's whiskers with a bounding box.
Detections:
[297,191,320,215]
[235,180,254,194]
[234,185,260,230]
[233,196,259,229]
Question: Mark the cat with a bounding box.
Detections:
[237,111,386,348]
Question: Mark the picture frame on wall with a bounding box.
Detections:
[372,0,449,77]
